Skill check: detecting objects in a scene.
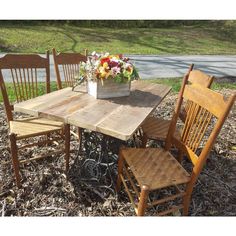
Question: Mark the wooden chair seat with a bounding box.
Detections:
[141,117,181,141]
[10,118,63,140]
[122,148,190,190]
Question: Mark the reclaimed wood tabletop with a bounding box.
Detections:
[14,80,171,141]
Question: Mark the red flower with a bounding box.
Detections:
[100,57,110,65]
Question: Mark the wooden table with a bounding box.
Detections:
[14,80,171,195]
[14,80,171,141]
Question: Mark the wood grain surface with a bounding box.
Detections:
[14,80,171,140]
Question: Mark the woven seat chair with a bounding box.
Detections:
[141,64,214,148]
[52,48,87,141]
[0,52,70,187]
[116,76,235,216]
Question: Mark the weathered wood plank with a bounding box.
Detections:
[67,100,119,131]
[97,84,171,140]
[39,92,95,122]
[14,87,73,116]
[14,80,171,140]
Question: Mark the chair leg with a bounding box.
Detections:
[137,185,149,216]
[77,127,82,150]
[64,124,70,173]
[9,133,21,188]
[183,194,192,216]
[116,149,124,192]
[141,133,148,148]
[183,180,195,216]
[177,150,184,163]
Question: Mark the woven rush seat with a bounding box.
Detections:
[141,117,181,141]
[10,118,63,139]
[122,148,190,190]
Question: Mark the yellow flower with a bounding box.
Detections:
[103,62,109,69]
[99,67,106,78]
[101,72,107,78]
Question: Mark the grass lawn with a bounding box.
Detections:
[150,78,236,92]
[1,80,235,103]
[1,22,236,54]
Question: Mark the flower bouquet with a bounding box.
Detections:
[78,51,139,99]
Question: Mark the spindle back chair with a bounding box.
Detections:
[0,52,70,187]
[52,48,87,90]
[180,69,214,122]
[0,52,50,122]
[117,78,235,216]
[141,65,214,146]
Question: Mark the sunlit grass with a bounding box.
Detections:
[1,23,236,54]
[149,78,236,92]
[0,82,58,102]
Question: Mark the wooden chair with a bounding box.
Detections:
[52,48,87,90]
[141,64,214,146]
[52,48,88,142]
[0,52,70,187]
[116,77,235,216]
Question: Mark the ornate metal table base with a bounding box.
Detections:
[73,128,143,198]
[75,129,125,198]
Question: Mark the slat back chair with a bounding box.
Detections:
[141,65,215,147]
[117,77,235,216]
[0,52,50,122]
[180,69,214,121]
[188,69,213,87]
[0,52,70,187]
[166,83,235,214]
[52,48,87,90]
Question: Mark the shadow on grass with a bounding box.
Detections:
[0,38,13,52]
[1,22,229,54]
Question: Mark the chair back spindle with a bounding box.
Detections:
[52,48,87,89]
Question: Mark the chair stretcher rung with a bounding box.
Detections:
[19,149,65,164]
[18,137,62,149]
[148,192,186,207]
[157,205,183,216]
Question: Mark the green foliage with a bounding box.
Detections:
[1,21,236,54]
[113,74,126,83]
